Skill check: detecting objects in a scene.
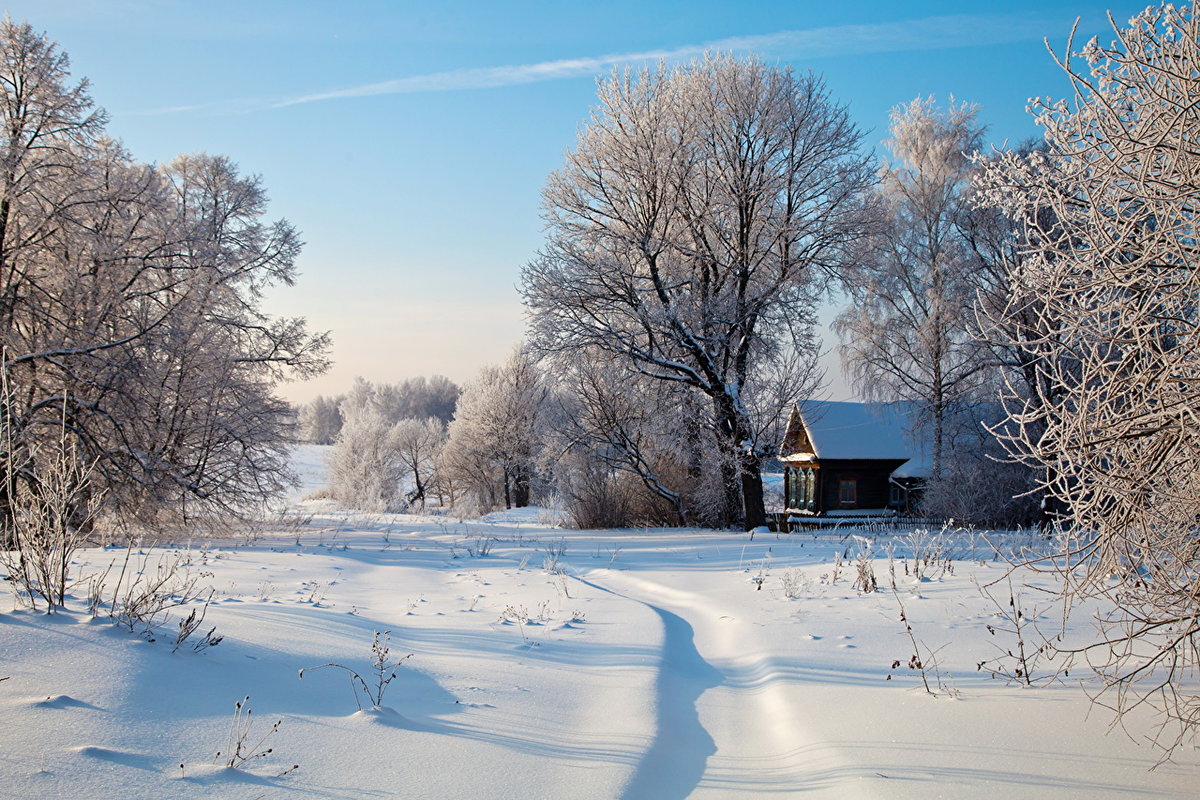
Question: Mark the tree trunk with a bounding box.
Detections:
[738,453,767,530]
[409,468,426,511]
[511,464,531,508]
[712,392,767,531]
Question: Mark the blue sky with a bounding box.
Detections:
[7,0,1148,401]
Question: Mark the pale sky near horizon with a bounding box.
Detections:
[4,1,1150,403]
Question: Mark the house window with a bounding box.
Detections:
[838,478,857,506]
[889,482,905,507]
[805,468,816,511]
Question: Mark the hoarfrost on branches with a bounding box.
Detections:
[523,53,871,529]
[976,3,1200,751]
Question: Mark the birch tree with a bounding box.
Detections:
[523,54,871,529]
[976,4,1200,748]
[835,97,991,479]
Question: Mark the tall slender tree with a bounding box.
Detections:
[835,96,990,479]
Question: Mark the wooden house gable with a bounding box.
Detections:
[779,404,815,459]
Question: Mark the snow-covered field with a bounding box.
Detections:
[2,446,1198,799]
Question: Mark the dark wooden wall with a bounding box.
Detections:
[816,459,906,512]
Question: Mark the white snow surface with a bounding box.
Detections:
[1,446,1198,798]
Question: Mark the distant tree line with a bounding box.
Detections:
[298,375,460,445]
[300,375,461,513]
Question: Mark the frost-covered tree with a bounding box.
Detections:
[976,4,1200,748]
[524,54,872,529]
[441,347,547,512]
[299,395,344,444]
[0,20,329,534]
[835,97,991,479]
[326,406,407,512]
[391,417,445,511]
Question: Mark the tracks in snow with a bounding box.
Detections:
[578,569,861,800]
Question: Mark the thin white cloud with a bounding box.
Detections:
[137,12,1054,115]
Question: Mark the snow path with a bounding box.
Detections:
[581,569,865,798]
[575,574,719,799]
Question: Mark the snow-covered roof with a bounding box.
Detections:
[781,400,932,477]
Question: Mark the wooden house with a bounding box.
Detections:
[779,401,928,517]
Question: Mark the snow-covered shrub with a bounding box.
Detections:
[852,538,878,593]
[326,408,407,512]
[551,450,683,529]
[778,569,809,600]
[0,433,104,611]
[918,457,1037,529]
[107,550,211,637]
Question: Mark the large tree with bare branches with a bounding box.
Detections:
[0,20,329,536]
[523,54,871,529]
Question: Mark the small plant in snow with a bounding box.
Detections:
[299,631,413,711]
[298,580,329,605]
[173,596,223,654]
[605,546,622,569]
[779,569,809,600]
[887,589,953,696]
[750,551,772,590]
[975,577,1058,686]
[497,604,537,645]
[108,549,211,639]
[498,604,530,625]
[906,527,952,582]
[82,565,111,617]
[542,538,568,573]
[852,537,878,593]
[883,541,899,590]
[465,536,495,557]
[821,552,844,585]
[215,696,283,770]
